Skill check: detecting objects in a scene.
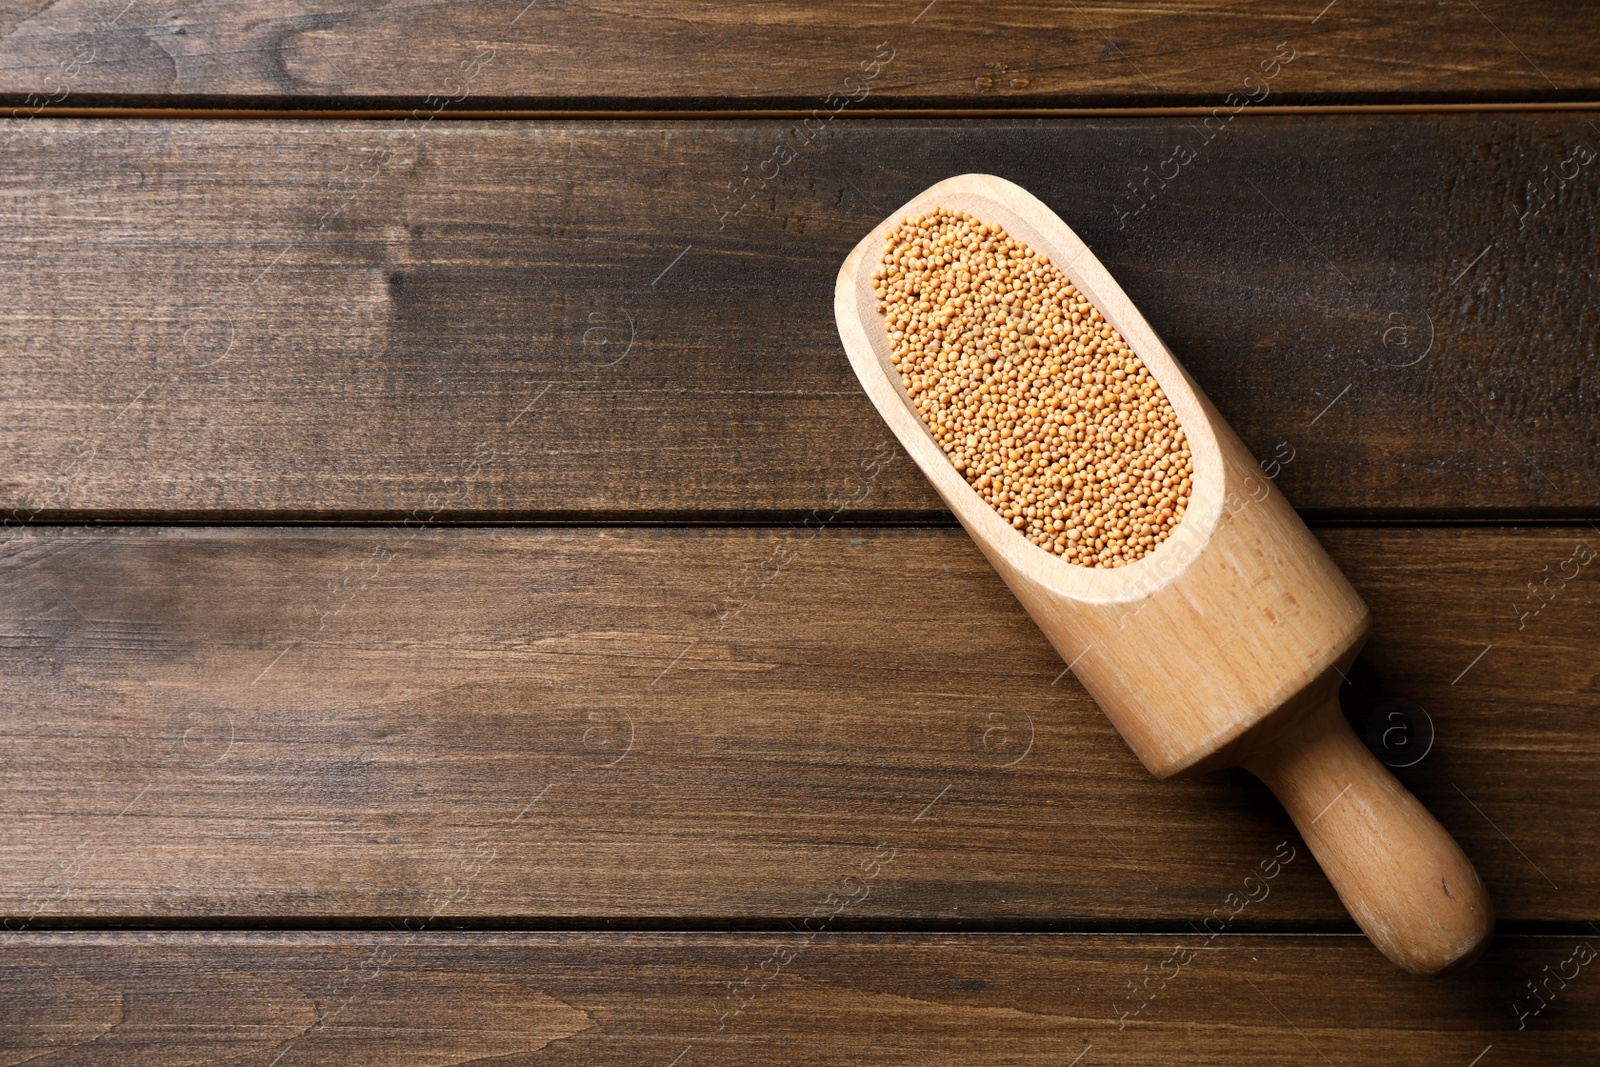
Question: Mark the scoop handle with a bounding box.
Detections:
[1242,693,1493,975]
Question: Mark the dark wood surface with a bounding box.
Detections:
[3,525,1593,923]
[2,116,1596,523]
[4,7,1599,1059]
[0,1,1596,110]
[2,933,1595,1064]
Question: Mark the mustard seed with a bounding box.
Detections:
[873,207,1193,568]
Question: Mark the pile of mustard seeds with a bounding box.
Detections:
[873,206,1192,568]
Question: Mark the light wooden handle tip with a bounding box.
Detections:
[1245,699,1494,976]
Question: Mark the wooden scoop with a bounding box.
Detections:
[834,173,1493,975]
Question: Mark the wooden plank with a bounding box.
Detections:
[2,117,1595,522]
[2,524,1594,922]
[0,2,1596,110]
[2,932,1595,1064]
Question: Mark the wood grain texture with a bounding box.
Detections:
[3,932,1597,1064]
[1,117,1595,522]
[0,2,1596,110]
[2,525,1593,923]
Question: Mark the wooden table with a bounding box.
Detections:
[2,4,1597,1063]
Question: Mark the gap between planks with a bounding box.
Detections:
[13,101,1600,122]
